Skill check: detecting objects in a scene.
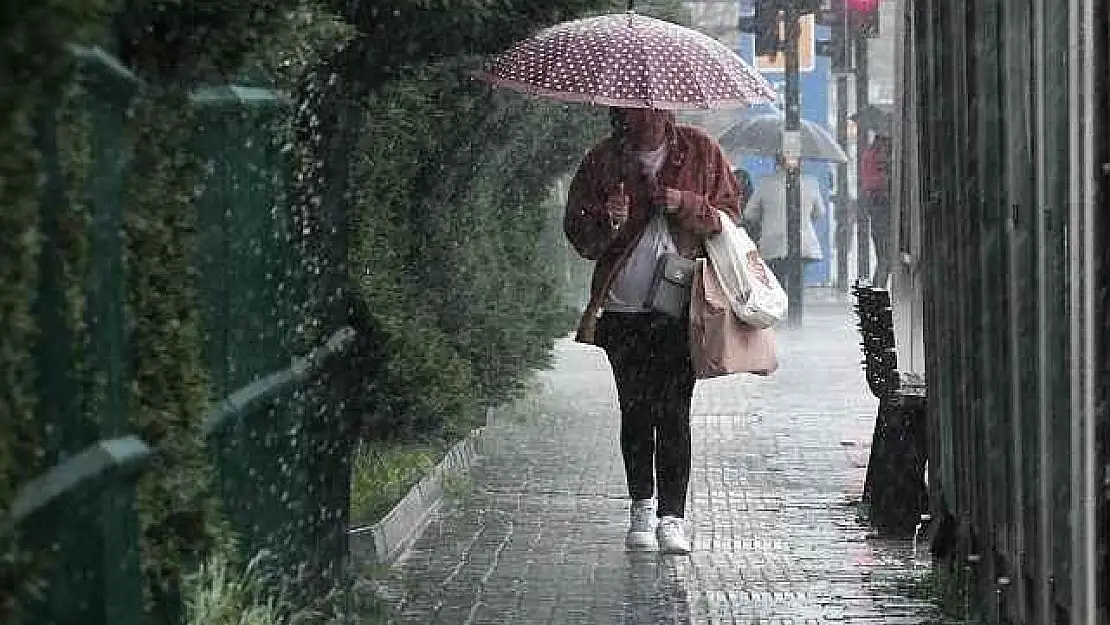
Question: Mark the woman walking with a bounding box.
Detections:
[563,108,742,554]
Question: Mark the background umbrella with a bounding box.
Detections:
[850,103,894,136]
[718,112,849,163]
[473,12,776,110]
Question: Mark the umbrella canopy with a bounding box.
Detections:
[474,12,776,110]
[719,113,849,164]
[850,103,894,135]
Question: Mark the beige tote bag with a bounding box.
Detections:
[689,258,778,379]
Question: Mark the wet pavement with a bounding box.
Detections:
[375,303,945,624]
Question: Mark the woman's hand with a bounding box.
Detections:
[651,186,684,214]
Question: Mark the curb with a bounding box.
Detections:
[347,406,498,567]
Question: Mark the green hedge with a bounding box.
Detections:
[1,1,345,619]
[340,0,687,440]
[1,3,117,619]
[344,60,606,441]
[121,92,225,608]
[1,0,686,620]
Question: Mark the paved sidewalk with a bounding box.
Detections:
[377,305,944,624]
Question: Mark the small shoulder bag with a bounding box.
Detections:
[647,252,696,319]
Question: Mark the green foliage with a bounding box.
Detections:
[184,547,392,625]
[2,0,691,621]
[243,2,357,93]
[346,58,608,439]
[287,576,390,625]
[183,550,282,625]
[412,82,600,393]
[116,0,354,612]
[349,442,437,525]
[346,161,483,439]
[122,91,233,606]
[114,0,304,83]
[0,0,113,618]
[332,0,683,70]
[3,0,354,619]
[336,0,689,441]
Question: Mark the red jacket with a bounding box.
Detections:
[860,138,891,196]
[564,122,742,344]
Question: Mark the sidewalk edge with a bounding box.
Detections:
[347,402,507,567]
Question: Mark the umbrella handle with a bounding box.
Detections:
[609,182,629,230]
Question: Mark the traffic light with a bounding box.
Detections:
[740,0,831,58]
[847,0,880,38]
[815,0,851,72]
[814,0,842,27]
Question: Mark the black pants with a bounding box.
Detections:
[766,258,816,289]
[865,194,892,288]
[596,312,696,518]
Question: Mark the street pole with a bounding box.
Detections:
[783,7,803,327]
[835,74,850,292]
[854,32,871,283]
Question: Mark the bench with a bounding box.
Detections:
[852,282,929,537]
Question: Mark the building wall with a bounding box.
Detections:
[907,0,1104,620]
[890,0,925,373]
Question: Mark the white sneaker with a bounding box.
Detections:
[656,516,691,555]
[625,499,658,550]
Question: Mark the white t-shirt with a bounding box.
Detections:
[605,145,676,313]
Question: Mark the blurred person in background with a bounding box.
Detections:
[743,154,825,286]
[860,132,892,287]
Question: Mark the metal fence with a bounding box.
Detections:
[897,0,1106,622]
[7,46,356,625]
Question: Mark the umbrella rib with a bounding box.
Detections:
[720,113,848,163]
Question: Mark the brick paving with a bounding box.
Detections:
[375,302,946,624]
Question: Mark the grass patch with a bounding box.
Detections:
[183,551,282,625]
[349,441,440,526]
[183,548,399,625]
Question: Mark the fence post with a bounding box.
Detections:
[189,85,293,397]
[22,45,144,625]
[188,83,294,580]
[9,437,153,625]
[71,45,142,440]
[189,83,357,602]
[202,327,357,608]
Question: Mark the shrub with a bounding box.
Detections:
[1,0,688,620]
[183,550,282,625]
[344,60,609,441]
[1,0,353,619]
[349,443,437,525]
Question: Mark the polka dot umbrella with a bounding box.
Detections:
[474,11,777,110]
